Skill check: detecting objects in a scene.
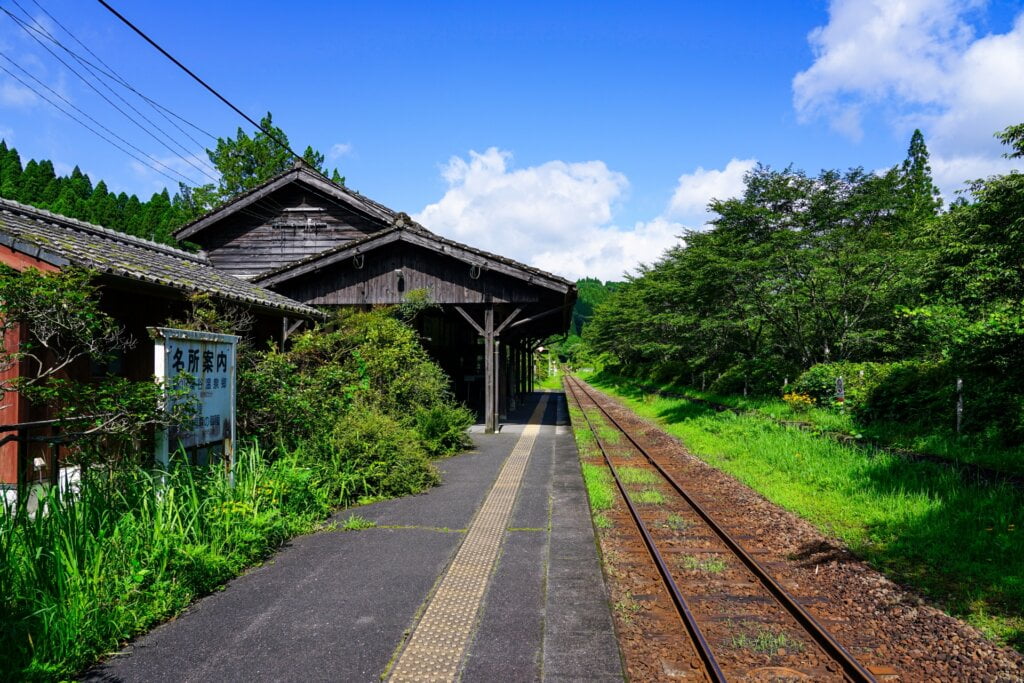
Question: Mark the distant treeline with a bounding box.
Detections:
[584,126,1024,445]
[572,278,621,336]
[0,140,189,245]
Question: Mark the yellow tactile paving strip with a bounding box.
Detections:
[388,396,550,683]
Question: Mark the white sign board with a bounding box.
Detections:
[151,328,238,471]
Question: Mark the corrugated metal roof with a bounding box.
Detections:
[0,198,321,318]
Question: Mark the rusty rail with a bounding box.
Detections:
[566,374,876,683]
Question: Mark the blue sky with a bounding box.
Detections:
[1,0,1022,280]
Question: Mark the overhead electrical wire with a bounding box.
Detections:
[1,5,218,185]
[95,0,308,165]
[0,61,187,186]
[28,0,217,147]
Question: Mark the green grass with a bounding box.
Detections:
[589,371,1024,476]
[581,462,616,511]
[537,370,565,391]
[584,372,1024,652]
[581,408,622,446]
[729,626,805,654]
[0,445,335,680]
[633,488,665,505]
[613,596,643,622]
[681,555,728,573]
[593,513,613,529]
[597,422,622,445]
[618,466,660,485]
[340,514,377,530]
[664,513,690,531]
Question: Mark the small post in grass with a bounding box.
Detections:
[835,376,845,405]
[956,377,964,434]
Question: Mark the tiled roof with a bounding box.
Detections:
[255,212,575,292]
[0,198,321,318]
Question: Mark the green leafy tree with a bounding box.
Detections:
[0,267,181,465]
[586,154,928,392]
[182,113,343,220]
[998,122,1024,158]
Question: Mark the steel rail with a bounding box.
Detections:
[566,377,726,683]
[568,374,876,683]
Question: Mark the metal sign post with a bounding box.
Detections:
[151,328,239,484]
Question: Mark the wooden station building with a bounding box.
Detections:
[175,161,577,432]
[0,198,320,487]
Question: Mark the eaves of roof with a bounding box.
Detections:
[254,214,574,295]
[174,165,395,241]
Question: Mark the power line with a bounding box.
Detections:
[27,0,218,147]
[2,5,219,184]
[96,0,307,163]
[0,61,187,187]
[0,51,198,185]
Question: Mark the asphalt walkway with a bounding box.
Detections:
[83,392,623,682]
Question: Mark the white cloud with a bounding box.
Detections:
[0,79,38,108]
[666,158,756,226]
[530,217,684,283]
[414,148,683,281]
[328,142,353,160]
[793,0,1024,193]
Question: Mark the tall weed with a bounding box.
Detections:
[0,446,325,680]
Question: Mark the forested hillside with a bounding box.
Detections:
[571,278,621,336]
[585,126,1024,448]
[0,140,189,244]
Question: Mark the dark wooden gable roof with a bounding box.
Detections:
[254,213,573,296]
[174,162,394,242]
[0,198,320,318]
[173,163,396,281]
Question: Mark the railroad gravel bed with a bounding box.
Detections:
[582,380,1024,682]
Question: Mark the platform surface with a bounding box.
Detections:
[83,392,623,682]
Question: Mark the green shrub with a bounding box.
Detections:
[709,358,788,397]
[854,360,952,426]
[238,308,472,452]
[790,361,895,410]
[854,360,1024,445]
[312,405,440,503]
[413,404,474,458]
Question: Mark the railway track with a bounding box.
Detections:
[564,373,878,682]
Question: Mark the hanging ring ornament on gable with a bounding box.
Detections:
[470,264,482,280]
[353,254,365,269]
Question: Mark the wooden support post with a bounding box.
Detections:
[517,344,524,398]
[484,306,496,433]
[528,344,534,392]
[457,305,523,434]
[498,339,507,420]
[509,343,518,411]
